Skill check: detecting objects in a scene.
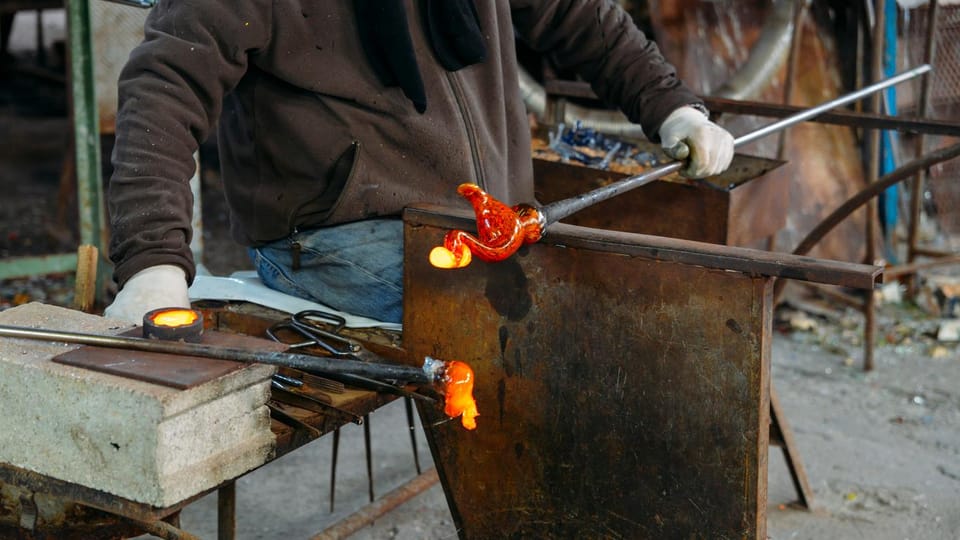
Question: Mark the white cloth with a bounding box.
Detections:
[188,272,402,331]
[658,106,735,179]
[103,264,190,324]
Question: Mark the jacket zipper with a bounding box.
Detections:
[445,72,486,190]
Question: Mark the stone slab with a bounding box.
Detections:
[0,303,277,507]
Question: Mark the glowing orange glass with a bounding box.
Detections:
[429,183,543,269]
[442,360,479,430]
[149,309,199,327]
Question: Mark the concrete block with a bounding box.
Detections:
[0,303,276,507]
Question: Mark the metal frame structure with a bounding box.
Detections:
[402,205,881,538]
[0,0,106,301]
[540,0,958,373]
[771,0,953,372]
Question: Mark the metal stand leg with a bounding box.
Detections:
[769,383,815,510]
[218,481,236,540]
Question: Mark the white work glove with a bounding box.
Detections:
[658,105,735,178]
[103,264,190,325]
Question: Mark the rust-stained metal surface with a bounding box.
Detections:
[534,158,731,244]
[50,329,281,389]
[403,206,775,539]
[532,138,785,246]
[654,0,869,258]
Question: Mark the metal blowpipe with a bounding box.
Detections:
[0,324,436,386]
[538,64,933,227]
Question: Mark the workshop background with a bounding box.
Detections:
[1,0,959,539]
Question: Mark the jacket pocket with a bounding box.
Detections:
[289,139,364,230]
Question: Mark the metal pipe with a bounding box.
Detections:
[714,0,802,100]
[124,517,202,540]
[539,65,932,226]
[0,325,435,386]
[862,0,887,373]
[701,97,960,137]
[217,482,236,540]
[100,0,157,7]
[906,0,941,296]
[312,468,440,540]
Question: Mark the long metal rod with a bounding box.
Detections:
[312,468,440,540]
[217,482,236,540]
[0,325,432,385]
[539,64,932,226]
[906,0,941,295]
[700,98,960,137]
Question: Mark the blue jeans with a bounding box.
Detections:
[250,219,403,324]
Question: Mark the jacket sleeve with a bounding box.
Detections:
[510,0,701,139]
[108,0,272,288]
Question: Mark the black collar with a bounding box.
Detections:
[355,0,487,113]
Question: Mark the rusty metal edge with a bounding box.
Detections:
[310,468,440,540]
[0,462,190,523]
[403,205,882,289]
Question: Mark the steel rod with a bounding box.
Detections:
[539,64,932,226]
[0,325,433,385]
[217,482,236,540]
[906,0,941,296]
[700,98,960,137]
[312,468,440,540]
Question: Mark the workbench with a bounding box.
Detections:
[0,303,404,540]
[0,197,879,540]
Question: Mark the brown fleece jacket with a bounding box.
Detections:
[108,0,701,287]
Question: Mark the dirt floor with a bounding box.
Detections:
[2,13,959,539]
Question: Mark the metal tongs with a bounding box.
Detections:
[266,310,433,403]
[264,310,428,510]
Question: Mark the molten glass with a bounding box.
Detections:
[150,309,199,327]
[429,243,472,269]
[442,360,479,430]
[429,183,543,269]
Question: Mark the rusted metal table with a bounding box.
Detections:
[401,205,880,539]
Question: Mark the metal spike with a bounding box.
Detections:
[329,427,340,513]
[364,414,374,503]
[405,397,422,475]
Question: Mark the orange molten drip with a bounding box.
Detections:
[150,309,199,327]
[429,183,543,269]
[442,360,479,430]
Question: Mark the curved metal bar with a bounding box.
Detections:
[791,141,960,258]
[773,140,960,300]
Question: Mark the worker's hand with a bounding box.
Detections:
[659,105,735,178]
[103,265,190,324]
